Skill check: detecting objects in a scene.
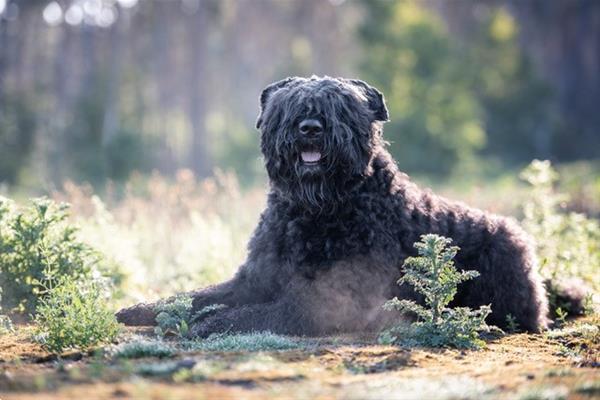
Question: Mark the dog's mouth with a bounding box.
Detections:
[300,151,322,166]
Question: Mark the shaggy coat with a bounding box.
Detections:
[117,76,550,335]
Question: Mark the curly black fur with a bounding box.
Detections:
[117,76,551,335]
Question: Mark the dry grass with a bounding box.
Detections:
[0,318,598,399]
[1,166,596,398]
[52,169,265,305]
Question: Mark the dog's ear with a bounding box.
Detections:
[346,79,389,122]
[256,77,295,129]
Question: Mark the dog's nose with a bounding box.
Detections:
[299,119,323,136]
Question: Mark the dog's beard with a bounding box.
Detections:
[296,178,330,210]
[269,140,370,214]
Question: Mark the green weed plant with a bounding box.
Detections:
[381,234,493,349]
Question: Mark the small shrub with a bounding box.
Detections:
[135,359,197,377]
[54,171,261,300]
[520,160,600,307]
[380,234,493,349]
[154,294,194,338]
[186,332,303,352]
[575,381,600,396]
[112,338,174,359]
[583,294,596,316]
[0,314,12,335]
[545,322,599,341]
[546,318,599,366]
[518,386,568,400]
[505,314,520,334]
[154,295,229,339]
[0,196,122,314]
[0,289,13,335]
[554,307,568,328]
[34,277,121,353]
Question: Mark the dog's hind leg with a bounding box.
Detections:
[452,219,549,332]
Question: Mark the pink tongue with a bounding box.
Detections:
[301,151,321,163]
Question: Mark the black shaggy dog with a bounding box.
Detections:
[117,76,550,335]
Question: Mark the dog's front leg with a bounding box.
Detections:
[188,298,318,338]
[116,263,275,326]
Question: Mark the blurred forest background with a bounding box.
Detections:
[1,0,598,191]
[0,0,599,306]
[1,2,599,371]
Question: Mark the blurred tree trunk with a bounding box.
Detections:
[0,10,8,104]
[101,10,128,147]
[187,3,210,177]
[507,0,600,160]
[48,22,74,183]
[151,1,177,174]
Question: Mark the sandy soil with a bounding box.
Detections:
[0,320,598,400]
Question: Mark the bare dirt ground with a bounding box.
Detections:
[0,318,598,400]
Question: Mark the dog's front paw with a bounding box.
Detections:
[190,303,228,325]
[115,303,157,326]
[188,313,235,338]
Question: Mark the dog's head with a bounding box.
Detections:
[256,76,389,212]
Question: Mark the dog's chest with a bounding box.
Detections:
[276,208,400,277]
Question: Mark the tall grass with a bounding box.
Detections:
[52,170,265,304]
[44,161,598,308]
[521,160,599,293]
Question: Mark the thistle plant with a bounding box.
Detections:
[381,234,493,349]
[154,294,194,338]
[0,289,13,335]
[34,274,120,353]
[154,295,228,338]
[520,160,599,314]
[0,196,122,315]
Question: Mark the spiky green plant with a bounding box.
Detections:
[185,332,303,352]
[0,289,13,335]
[381,234,493,349]
[0,196,122,314]
[154,294,194,338]
[112,338,174,359]
[154,296,228,338]
[34,276,121,353]
[520,160,599,313]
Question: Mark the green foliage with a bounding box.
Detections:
[112,338,174,359]
[554,308,568,328]
[381,234,493,349]
[518,386,568,400]
[545,320,599,341]
[520,160,600,301]
[0,314,12,335]
[57,172,260,300]
[0,197,122,314]
[207,113,264,186]
[583,294,596,317]
[62,78,158,185]
[0,94,36,184]
[135,360,197,378]
[34,277,121,353]
[154,294,194,338]
[154,296,230,339]
[104,131,158,182]
[505,314,520,334]
[575,381,600,396]
[545,317,599,367]
[186,332,303,352]
[0,289,14,335]
[358,1,552,176]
